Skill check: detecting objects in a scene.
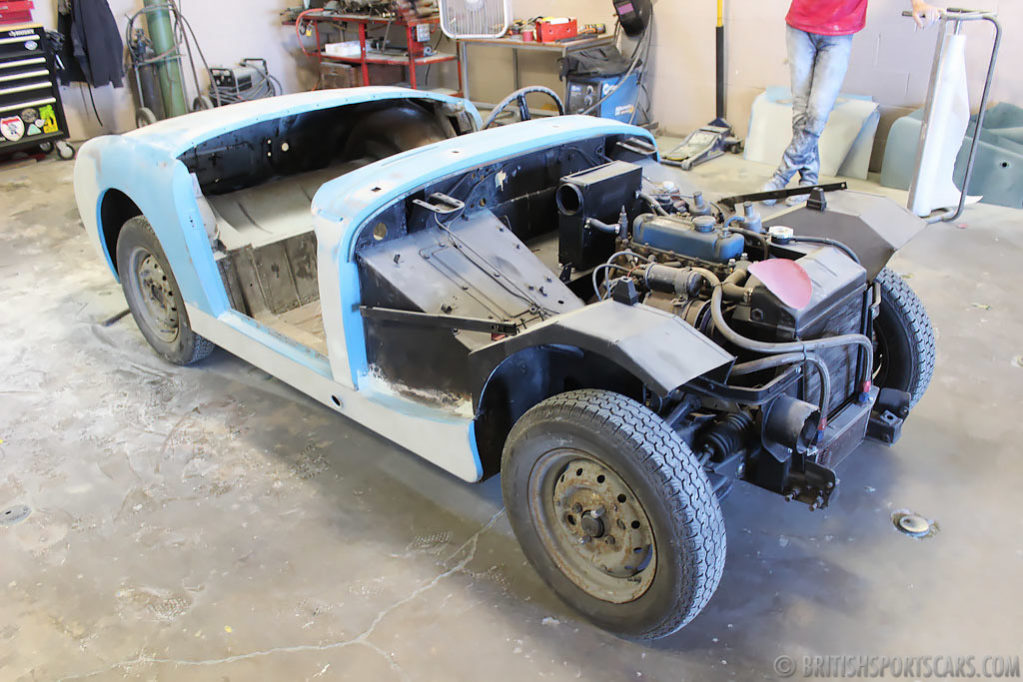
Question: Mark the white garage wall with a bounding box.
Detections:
[463,0,1019,168]
[31,0,320,139]
[38,0,1019,159]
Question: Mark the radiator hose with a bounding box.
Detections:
[730,352,831,440]
[689,266,874,403]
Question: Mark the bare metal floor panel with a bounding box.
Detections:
[255,300,328,356]
[207,160,369,251]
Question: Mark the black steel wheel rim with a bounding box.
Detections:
[873,328,891,386]
[127,246,180,344]
[527,448,657,604]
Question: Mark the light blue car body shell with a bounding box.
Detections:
[74,86,658,482]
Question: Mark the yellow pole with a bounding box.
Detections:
[715,0,725,120]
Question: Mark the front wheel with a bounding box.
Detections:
[502,389,726,639]
[873,267,935,408]
[116,216,215,365]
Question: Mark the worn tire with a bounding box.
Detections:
[116,216,215,365]
[502,389,726,639]
[873,267,935,408]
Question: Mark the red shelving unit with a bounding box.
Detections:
[296,12,461,95]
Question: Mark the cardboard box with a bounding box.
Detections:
[320,62,359,89]
[319,62,405,88]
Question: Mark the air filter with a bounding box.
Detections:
[438,0,511,39]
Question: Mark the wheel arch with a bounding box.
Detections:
[472,344,649,478]
[468,302,736,478]
[98,188,144,276]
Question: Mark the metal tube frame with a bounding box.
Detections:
[906,8,1002,224]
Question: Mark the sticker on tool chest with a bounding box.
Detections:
[38,105,58,134]
[1,116,25,142]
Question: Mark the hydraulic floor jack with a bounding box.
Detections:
[662,0,742,170]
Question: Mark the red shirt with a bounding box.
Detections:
[786,0,868,35]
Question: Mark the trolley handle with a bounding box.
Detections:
[900,7,995,21]
[901,7,1002,223]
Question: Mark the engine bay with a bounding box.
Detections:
[345,130,926,509]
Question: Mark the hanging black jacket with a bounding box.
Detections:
[57,0,124,88]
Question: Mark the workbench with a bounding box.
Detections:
[456,34,615,106]
[296,11,462,95]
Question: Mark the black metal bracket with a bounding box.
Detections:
[615,137,658,158]
[867,409,904,445]
[686,365,800,407]
[411,192,465,215]
[718,182,847,211]
[785,460,838,510]
[359,305,520,335]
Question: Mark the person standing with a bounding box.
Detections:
[761,0,941,205]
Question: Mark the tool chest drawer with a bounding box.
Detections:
[0,23,69,153]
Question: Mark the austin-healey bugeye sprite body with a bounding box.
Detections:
[74,86,935,639]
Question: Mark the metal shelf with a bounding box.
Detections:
[319,51,456,67]
[295,12,462,94]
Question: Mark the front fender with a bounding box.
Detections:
[470,300,735,402]
[763,190,926,280]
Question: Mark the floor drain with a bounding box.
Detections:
[892,510,934,538]
[0,504,31,526]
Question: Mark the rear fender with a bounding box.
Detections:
[75,135,229,317]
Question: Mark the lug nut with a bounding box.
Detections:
[572,503,582,513]
[605,536,615,545]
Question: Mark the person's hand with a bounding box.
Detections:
[910,0,941,28]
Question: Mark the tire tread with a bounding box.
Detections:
[876,267,935,407]
[506,389,726,639]
[117,216,215,366]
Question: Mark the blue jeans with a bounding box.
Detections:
[770,26,853,187]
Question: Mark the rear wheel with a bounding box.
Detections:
[116,216,215,365]
[502,389,726,639]
[873,267,935,408]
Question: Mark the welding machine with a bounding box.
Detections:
[566,71,641,123]
[560,0,651,125]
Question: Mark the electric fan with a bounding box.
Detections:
[438,0,511,39]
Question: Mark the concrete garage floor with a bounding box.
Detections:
[2,147,1022,682]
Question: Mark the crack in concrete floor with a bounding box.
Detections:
[55,509,505,681]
